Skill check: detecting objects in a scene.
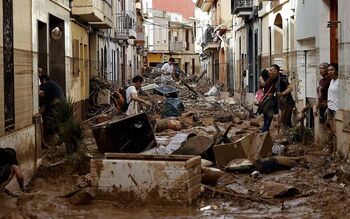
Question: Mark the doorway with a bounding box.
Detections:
[38,21,47,75]
[49,14,66,93]
[185,62,189,74]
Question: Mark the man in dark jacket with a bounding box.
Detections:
[0,148,24,196]
[39,75,65,115]
[39,75,65,136]
[277,71,295,130]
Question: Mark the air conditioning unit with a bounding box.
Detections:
[183,41,187,48]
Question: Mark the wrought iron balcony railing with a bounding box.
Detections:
[231,0,254,15]
[116,11,136,38]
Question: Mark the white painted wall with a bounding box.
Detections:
[338,0,350,110]
[31,0,71,105]
[194,7,209,53]
[295,0,319,41]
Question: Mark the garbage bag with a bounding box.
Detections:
[162,97,185,118]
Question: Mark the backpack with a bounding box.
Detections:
[114,85,130,113]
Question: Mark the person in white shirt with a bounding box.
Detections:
[326,63,339,142]
[160,57,175,86]
[125,75,152,116]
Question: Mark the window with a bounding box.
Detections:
[185,29,190,50]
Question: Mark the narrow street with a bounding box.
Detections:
[2,75,350,218]
[1,0,350,218]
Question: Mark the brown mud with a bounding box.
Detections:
[2,87,350,218]
[2,135,350,218]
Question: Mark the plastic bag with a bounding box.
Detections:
[254,89,264,106]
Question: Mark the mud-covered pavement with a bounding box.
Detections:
[3,128,350,218]
[3,80,350,218]
[2,142,350,218]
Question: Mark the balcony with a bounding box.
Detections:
[201,26,219,51]
[169,41,184,52]
[196,0,215,12]
[231,0,254,17]
[71,0,104,22]
[116,11,136,40]
[89,0,113,29]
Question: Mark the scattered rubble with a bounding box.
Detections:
[6,69,350,218]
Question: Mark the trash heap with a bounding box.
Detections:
[88,75,121,120]
[88,69,304,205]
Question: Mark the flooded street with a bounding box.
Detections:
[2,0,350,218]
[3,139,350,218]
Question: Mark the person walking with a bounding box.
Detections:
[260,64,280,132]
[277,70,295,131]
[160,57,175,86]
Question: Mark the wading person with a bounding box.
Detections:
[0,148,24,196]
[315,63,331,125]
[125,75,152,116]
[326,63,339,148]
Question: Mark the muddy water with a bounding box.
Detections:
[2,171,317,219]
[4,195,317,219]
[4,138,350,218]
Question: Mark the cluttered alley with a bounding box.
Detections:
[2,0,350,218]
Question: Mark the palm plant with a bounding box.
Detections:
[47,97,84,154]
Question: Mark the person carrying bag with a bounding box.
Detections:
[260,64,281,132]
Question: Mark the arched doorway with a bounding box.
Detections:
[219,47,226,89]
[273,13,283,58]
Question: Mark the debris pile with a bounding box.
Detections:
[86,69,317,207]
[88,76,121,119]
[7,68,350,218]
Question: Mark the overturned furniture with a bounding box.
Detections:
[91,113,157,153]
[91,154,201,205]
